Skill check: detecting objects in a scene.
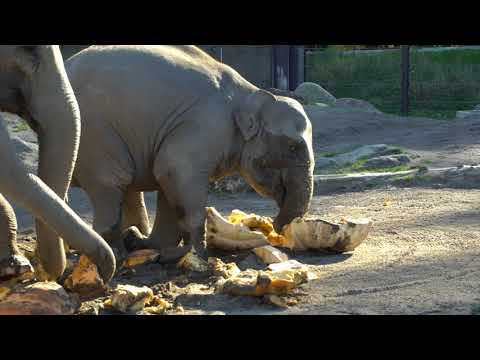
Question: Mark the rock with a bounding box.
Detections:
[253,246,289,264]
[109,285,154,313]
[313,103,330,108]
[362,155,411,170]
[64,255,105,295]
[177,252,210,273]
[0,282,80,315]
[316,157,339,170]
[294,82,336,105]
[208,257,241,279]
[267,88,306,104]
[334,98,382,114]
[282,217,373,252]
[333,144,403,168]
[457,110,480,119]
[122,249,161,269]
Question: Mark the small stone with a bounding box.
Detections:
[253,246,289,264]
[110,285,154,313]
[0,282,80,315]
[177,252,210,273]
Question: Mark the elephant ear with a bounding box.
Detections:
[234,89,277,141]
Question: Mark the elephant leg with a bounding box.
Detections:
[123,190,181,253]
[155,168,209,261]
[149,190,182,249]
[121,190,151,236]
[0,194,33,280]
[87,185,127,262]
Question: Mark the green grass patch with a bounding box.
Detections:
[472,304,480,315]
[12,121,29,133]
[317,151,339,158]
[317,156,416,175]
[306,48,480,120]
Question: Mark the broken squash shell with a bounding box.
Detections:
[206,207,269,251]
[282,217,373,252]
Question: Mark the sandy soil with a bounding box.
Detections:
[4,107,480,315]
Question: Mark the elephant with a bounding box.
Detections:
[65,45,315,260]
[0,45,116,283]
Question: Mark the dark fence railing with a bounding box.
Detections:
[304,46,480,119]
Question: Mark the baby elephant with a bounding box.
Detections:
[66,45,315,260]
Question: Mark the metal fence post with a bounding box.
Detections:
[401,45,411,116]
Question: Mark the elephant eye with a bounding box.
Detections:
[288,139,298,153]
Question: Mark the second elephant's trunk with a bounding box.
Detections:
[0,114,116,283]
[273,167,314,234]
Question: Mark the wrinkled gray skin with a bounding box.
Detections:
[66,45,315,260]
[0,45,115,282]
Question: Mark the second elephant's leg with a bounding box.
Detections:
[121,190,151,236]
[123,190,183,256]
[148,190,182,249]
[86,185,126,260]
[155,171,209,260]
[0,194,33,280]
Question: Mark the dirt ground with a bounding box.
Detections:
[6,106,480,315]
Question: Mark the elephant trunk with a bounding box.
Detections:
[273,166,314,234]
[27,46,81,279]
[0,194,18,258]
[0,115,116,283]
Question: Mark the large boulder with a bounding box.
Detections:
[362,154,411,170]
[294,82,336,106]
[334,98,382,114]
[267,88,306,104]
[317,144,403,170]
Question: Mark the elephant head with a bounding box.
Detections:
[235,90,315,233]
[0,45,115,282]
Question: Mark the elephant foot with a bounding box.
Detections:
[122,226,148,253]
[157,245,194,264]
[0,254,35,282]
[193,242,208,260]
